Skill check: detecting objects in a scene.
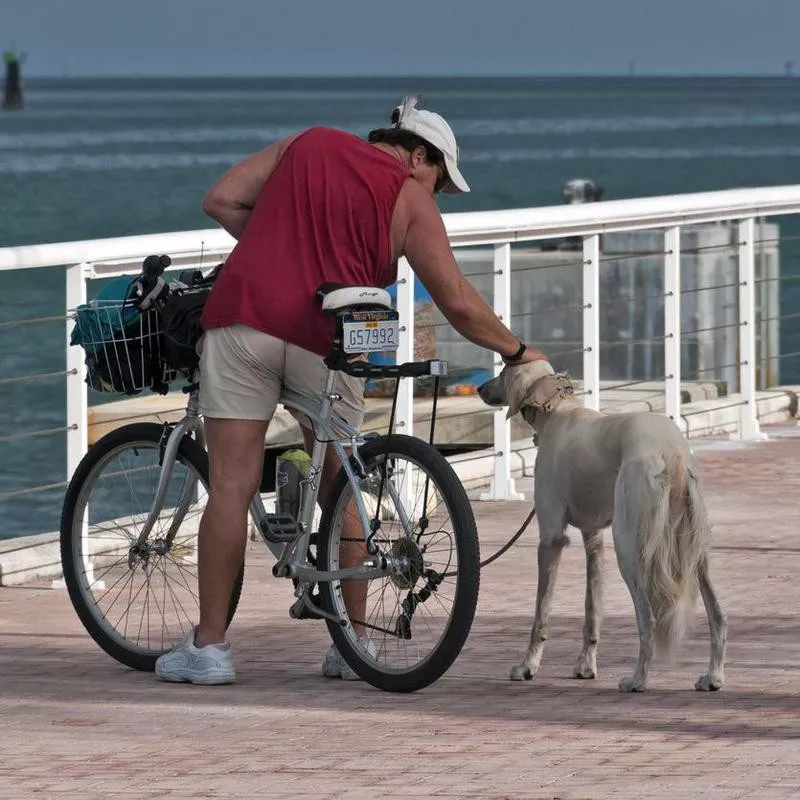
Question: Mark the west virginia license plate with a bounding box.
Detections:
[342,310,399,353]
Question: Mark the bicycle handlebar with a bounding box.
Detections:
[324,353,448,379]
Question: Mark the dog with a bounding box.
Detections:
[478,360,727,692]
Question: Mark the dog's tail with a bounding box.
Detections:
[624,456,709,655]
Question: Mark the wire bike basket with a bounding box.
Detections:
[71,299,173,395]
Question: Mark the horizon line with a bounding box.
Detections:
[18,71,799,81]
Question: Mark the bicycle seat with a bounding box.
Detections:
[316,283,393,314]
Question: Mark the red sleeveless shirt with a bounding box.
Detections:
[201,127,409,357]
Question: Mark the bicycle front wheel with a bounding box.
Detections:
[318,434,480,692]
[60,422,243,671]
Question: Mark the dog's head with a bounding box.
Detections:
[477,359,576,429]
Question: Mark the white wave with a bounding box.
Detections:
[0,126,301,150]
[3,144,800,175]
[0,151,245,174]
[456,112,800,136]
[23,88,400,104]
[4,111,799,151]
[9,107,206,121]
[463,145,800,162]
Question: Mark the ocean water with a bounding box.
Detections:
[1,76,800,540]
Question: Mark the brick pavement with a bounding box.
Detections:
[0,424,798,799]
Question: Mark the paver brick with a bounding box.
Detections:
[1,424,799,798]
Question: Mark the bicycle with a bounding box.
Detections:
[60,256,481,693]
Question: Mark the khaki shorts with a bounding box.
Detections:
[198,324,365,430]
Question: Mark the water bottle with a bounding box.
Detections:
[275,448,312,521]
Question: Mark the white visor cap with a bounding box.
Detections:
[392,95,470,194]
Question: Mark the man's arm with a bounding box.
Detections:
[401,182,547,364]
[202,132,302,240]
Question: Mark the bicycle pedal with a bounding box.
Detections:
[260,513,299,543]
[289,595,325,621]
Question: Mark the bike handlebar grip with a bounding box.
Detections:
[392,359,448,377]
[325,357,448,379]
[142,254,172,277]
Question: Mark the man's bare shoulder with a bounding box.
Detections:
[396,177,441,222]
[269,130,306,160]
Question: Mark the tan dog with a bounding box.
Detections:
[478,361,727,692]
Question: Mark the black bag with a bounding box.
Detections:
[86,321,164,395]
[159,264,222,373]
[160,286,211,372]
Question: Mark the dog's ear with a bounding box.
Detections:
[506,376,551,419]
[504,359,556,419]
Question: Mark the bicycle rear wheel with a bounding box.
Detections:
[60,422,243,671]
[317,434,480,692]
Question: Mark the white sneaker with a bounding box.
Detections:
[155,627,235,685]
[322,637,377,681]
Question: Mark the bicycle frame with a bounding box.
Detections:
[133,369,413,616]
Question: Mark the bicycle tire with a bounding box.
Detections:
[317,434,480,692]
[60,422,244,671]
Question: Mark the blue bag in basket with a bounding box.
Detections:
[71,276,165,395]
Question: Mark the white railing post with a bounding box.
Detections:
[395,257,414,439]
[736,218,766,441]
[58,262,99,588]
[66,263,89,477]
[480,244,523,501]
[582,235,601,411]
[664,227,682,426]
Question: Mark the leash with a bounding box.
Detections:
[471,375,577,568]
[478,504,536,569]
[388,375,536,573]
[423,374,536,571]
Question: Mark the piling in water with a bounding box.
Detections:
[3,52,24,110]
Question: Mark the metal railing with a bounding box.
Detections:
[1,184,799,533]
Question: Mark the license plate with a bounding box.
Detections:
[341,310,399,354]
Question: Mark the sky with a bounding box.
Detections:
[5,0,800,78]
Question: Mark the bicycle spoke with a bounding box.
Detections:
[86,552,134,590]
[163,552,200,606]
[114,565,151,637]
[161,560,196,634]
[67,435,218,663]
[321,439,474,687]
[99,565,140,624]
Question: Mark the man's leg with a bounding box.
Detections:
[155,416,267,683]
[187,326,282,646]
[285,344,374,678]
[156,325,282,684]
[196,417,268,647]
[301,428,367,636]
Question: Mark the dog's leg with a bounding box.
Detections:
[615,545,654,692]
[510,530,567,681]
[694,556,727,691]
[612,480,654,692]
[573,529,603,679]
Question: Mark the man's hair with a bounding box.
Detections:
[367,127,444,167]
